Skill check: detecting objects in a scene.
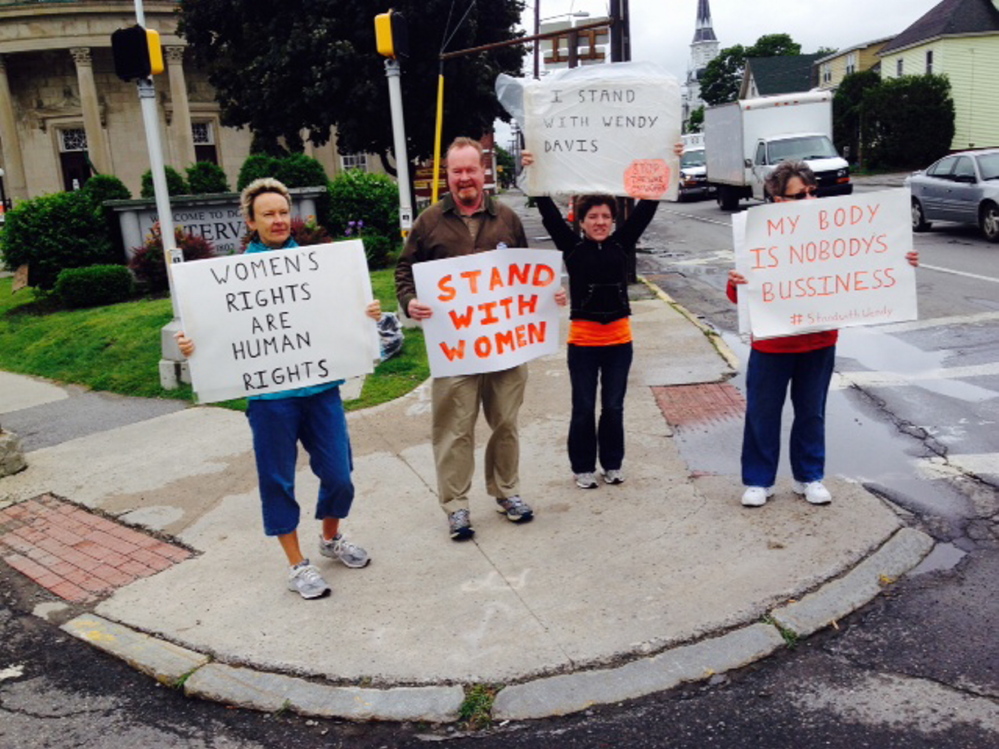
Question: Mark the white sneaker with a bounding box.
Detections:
[602,469,625,485]
[287,560,331,599]
[574,472,599,489]
[792,480,832,505]
[741,486,774,507]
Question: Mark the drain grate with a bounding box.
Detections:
[652,382,745,427]
[0,494,190,602]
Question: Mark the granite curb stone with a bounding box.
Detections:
[183,663,465,723]
[770,527,935,637]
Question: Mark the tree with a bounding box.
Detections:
[494,144,515,188]
[687,106,704,133]
[178,0,526,174]
[861,74,954,170]
[699,34,802,106]
[833,70,881,164]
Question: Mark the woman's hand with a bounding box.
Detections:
[555,287,568,307]
[366,300,382,320]
[906,251,919,267]
[174,331,195,357]
[673,141,684,157]
[521,150,534,168]
[728,270,747,286]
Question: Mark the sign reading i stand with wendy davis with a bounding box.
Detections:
[172,241,380,403]
[413,249,564,378]
[733,188,918,340]
[520,61,681,200]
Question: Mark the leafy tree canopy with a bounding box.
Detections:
[178,0,526,172]
[699,33,802,106]
[686,106,704,133]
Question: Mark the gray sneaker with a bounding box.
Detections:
[287,560,331,599]
[603,469,625,485]
[574,472,599,489]
[495,495,534,523]
[319,533,370,568]
[448,509,475,540]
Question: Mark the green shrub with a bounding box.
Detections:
[185,161,230,194]
[55,264,134,308]
[129,224,215,293]
[1,191,119,290]
[141,166,189,198]
[274,153,327,188]
[326,170,400,240]
[860,74,955,170]
[237,154,280,191]
[290,215,331,246]
[358,231,398,270]
[81,174,131,207]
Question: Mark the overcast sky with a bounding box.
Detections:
[493,0,944,147]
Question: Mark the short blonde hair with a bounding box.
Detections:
[240,177,291,221]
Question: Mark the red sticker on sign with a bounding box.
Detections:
[623,159,670,200]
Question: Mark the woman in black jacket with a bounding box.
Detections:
[522,148,676,489]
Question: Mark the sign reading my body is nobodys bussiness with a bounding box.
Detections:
[171,240,379,403]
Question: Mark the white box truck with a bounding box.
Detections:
[704,91,851,210]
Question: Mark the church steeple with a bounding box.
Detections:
[690,0,719,70]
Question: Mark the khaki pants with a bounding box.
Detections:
[431,364,528,514]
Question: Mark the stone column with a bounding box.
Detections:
[0,54,28,200]
[69,47,111,175]
[165,45,196,168]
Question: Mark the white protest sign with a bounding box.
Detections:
[413,249,563,378]
[172,240,379,403]
[518,61,681,200]
[735,188,917,340]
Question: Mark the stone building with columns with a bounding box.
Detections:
[0,0,374,205]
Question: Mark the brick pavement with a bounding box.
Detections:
[0,493,191,602]
[652,382,745,427]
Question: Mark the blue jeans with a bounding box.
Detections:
[246,387,354,536]
[741,345,835,487]
[567,342,633,474]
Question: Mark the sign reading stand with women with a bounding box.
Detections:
[734,188,918,339]
[172,240,379,403]
[508,61,681,200]
[413,248,563,377]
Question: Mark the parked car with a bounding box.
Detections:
[906,148,999,243]
[677,146,714,201]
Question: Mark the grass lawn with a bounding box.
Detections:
[0,269,429,411]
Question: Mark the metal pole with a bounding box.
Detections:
[385,58,413,234]
[533,1,541,79]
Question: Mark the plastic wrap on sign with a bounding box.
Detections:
[498,62,681,200]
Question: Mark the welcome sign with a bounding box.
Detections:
[413,249,563,377]
[734,189,918,339]
[172,241,379,403]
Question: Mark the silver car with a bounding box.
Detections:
[906,148,999,242]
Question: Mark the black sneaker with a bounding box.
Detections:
[448,509,475,540]
[495,495,534,523]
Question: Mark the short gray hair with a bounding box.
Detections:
[240,177,291,221]
[764,160,817,200]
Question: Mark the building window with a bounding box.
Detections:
[58,127,91,191]
[896,58,904,77]
[192,121,218,164]
[846,53,857,76]
[821,63,831,83]
[341,153,368,172]
[926,50,933,74]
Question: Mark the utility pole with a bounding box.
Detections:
[375,11,414,236]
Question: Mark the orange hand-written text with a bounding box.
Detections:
[436,263,557,301]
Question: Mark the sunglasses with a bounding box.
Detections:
[784,188,817,200]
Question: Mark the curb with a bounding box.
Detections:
[56,525,934,724]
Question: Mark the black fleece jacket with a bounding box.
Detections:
[535,196,659,323]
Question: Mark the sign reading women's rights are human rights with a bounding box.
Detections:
[504,61,681,200]
[733,189,918,340]
[413,249,563,377]
[171,240,380,403]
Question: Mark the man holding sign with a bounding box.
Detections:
[727,161,919,509]
[396,137,555,541]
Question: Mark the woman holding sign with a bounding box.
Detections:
[175,178,381,600]
[522,143,681,490]
[728,161,919,508]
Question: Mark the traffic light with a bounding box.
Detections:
[375,11,409,59]
[111,25,164,81]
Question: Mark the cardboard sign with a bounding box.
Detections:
[413,249,563,377]
[519,61,681,200]
[172,241,379,403]
[735,189,918,339]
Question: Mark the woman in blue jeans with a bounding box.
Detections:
[522,145,681,488]
[176,178,381,599]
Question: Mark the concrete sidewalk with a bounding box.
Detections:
[0,192,933,723]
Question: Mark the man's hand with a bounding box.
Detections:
[408,298,433,320]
